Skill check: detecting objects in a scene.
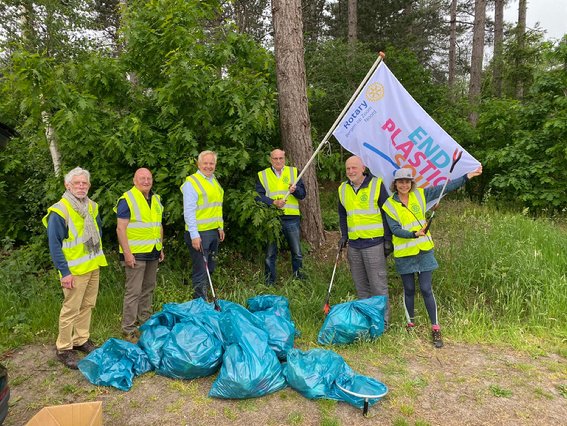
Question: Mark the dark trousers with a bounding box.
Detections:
[185,230,219,300]
[401,271,438,326]
[265,216,303,284]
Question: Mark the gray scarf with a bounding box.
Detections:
[62,190,100,255]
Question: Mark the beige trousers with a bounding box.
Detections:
[56,268,100,351]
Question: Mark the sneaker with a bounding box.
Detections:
[406,322,415,332]
[73,339,97,354]
[56,350,79,370]
[432,329,444,348]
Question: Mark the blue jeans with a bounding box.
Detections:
[185,230,219,300]
[265,216,303,284]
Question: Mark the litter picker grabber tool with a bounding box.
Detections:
[323,244,344,315]
[422,149,463,234]
[200,246,221,312]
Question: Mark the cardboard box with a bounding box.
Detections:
[26,401,102,426]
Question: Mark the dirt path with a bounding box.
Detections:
[2,340,566,425]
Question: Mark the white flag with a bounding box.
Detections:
[332,63,480,196]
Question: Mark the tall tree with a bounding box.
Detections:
[516,0,527,98]
[325,0,448,71]
[468,0,486,125]
[302,0,326,44]
[347,0,357,45]
[492,0,505,97]
[448,0,458,92]
[272,0,325,248]
[223,0,272,44]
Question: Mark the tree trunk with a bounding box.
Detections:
[448,0,457,96]
[516,0,527,99]
[493,0,504,97]
[42,110,61,176]
[347,0,357,45]
[272,0,325,248]
[468,0,486,126]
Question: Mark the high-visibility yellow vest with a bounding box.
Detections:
[382,188,434,258]
[257,166,300,216]
[42,198,108,275]
[181,173,224,231]
[114,186,163,254]
[338,177,385,240]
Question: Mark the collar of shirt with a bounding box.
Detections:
[348,173,372,192]
[271,166,284,177]
[197,170,215,181]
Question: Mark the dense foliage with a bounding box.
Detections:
[1,0,281,250]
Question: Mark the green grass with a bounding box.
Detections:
[0,199,566,354]
[489,384,513,398]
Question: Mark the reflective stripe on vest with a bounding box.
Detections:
[338,177,385,240]
[382,189,434,258]
[182,173,224,231]
[42,198,107,275]
[116,187,163,254]
[258,166,300,216]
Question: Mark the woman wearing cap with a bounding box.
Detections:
[382,166,482,348]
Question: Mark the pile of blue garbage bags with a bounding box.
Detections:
[78,295,388,410]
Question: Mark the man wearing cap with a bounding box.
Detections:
[181,150,225,299]
[338,156,393,325]
[256,149,306,284]
[383,165,482,348]
[43,167,107,369]
[116,168,164,343]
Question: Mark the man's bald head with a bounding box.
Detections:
[133,168,153,197]
[345,156,366,186]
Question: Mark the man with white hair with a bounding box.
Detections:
[43,167,107,369]
[256,148,306,285]
[181,151,225,299]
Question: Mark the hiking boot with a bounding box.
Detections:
[123,330,140,344]
[406,322,415,332]
[73,339,97,354]
[57,350,79,370]
[432,329,444,348]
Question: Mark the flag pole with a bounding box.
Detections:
[285,52,386,197]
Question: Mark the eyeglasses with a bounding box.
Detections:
[271,157,285,160]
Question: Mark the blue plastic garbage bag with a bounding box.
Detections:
[247,295,292,321]
[137,324,170,369]
[138,299,223,370]
[218,299,266,332]
[318,295,387,345]
[283,348,387,409]
[157,313,223,380]
[78,338,152,391]
[209,309,287,399]
[283,348,345,398]
[161,297,216,320]
[247,295,297,360]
